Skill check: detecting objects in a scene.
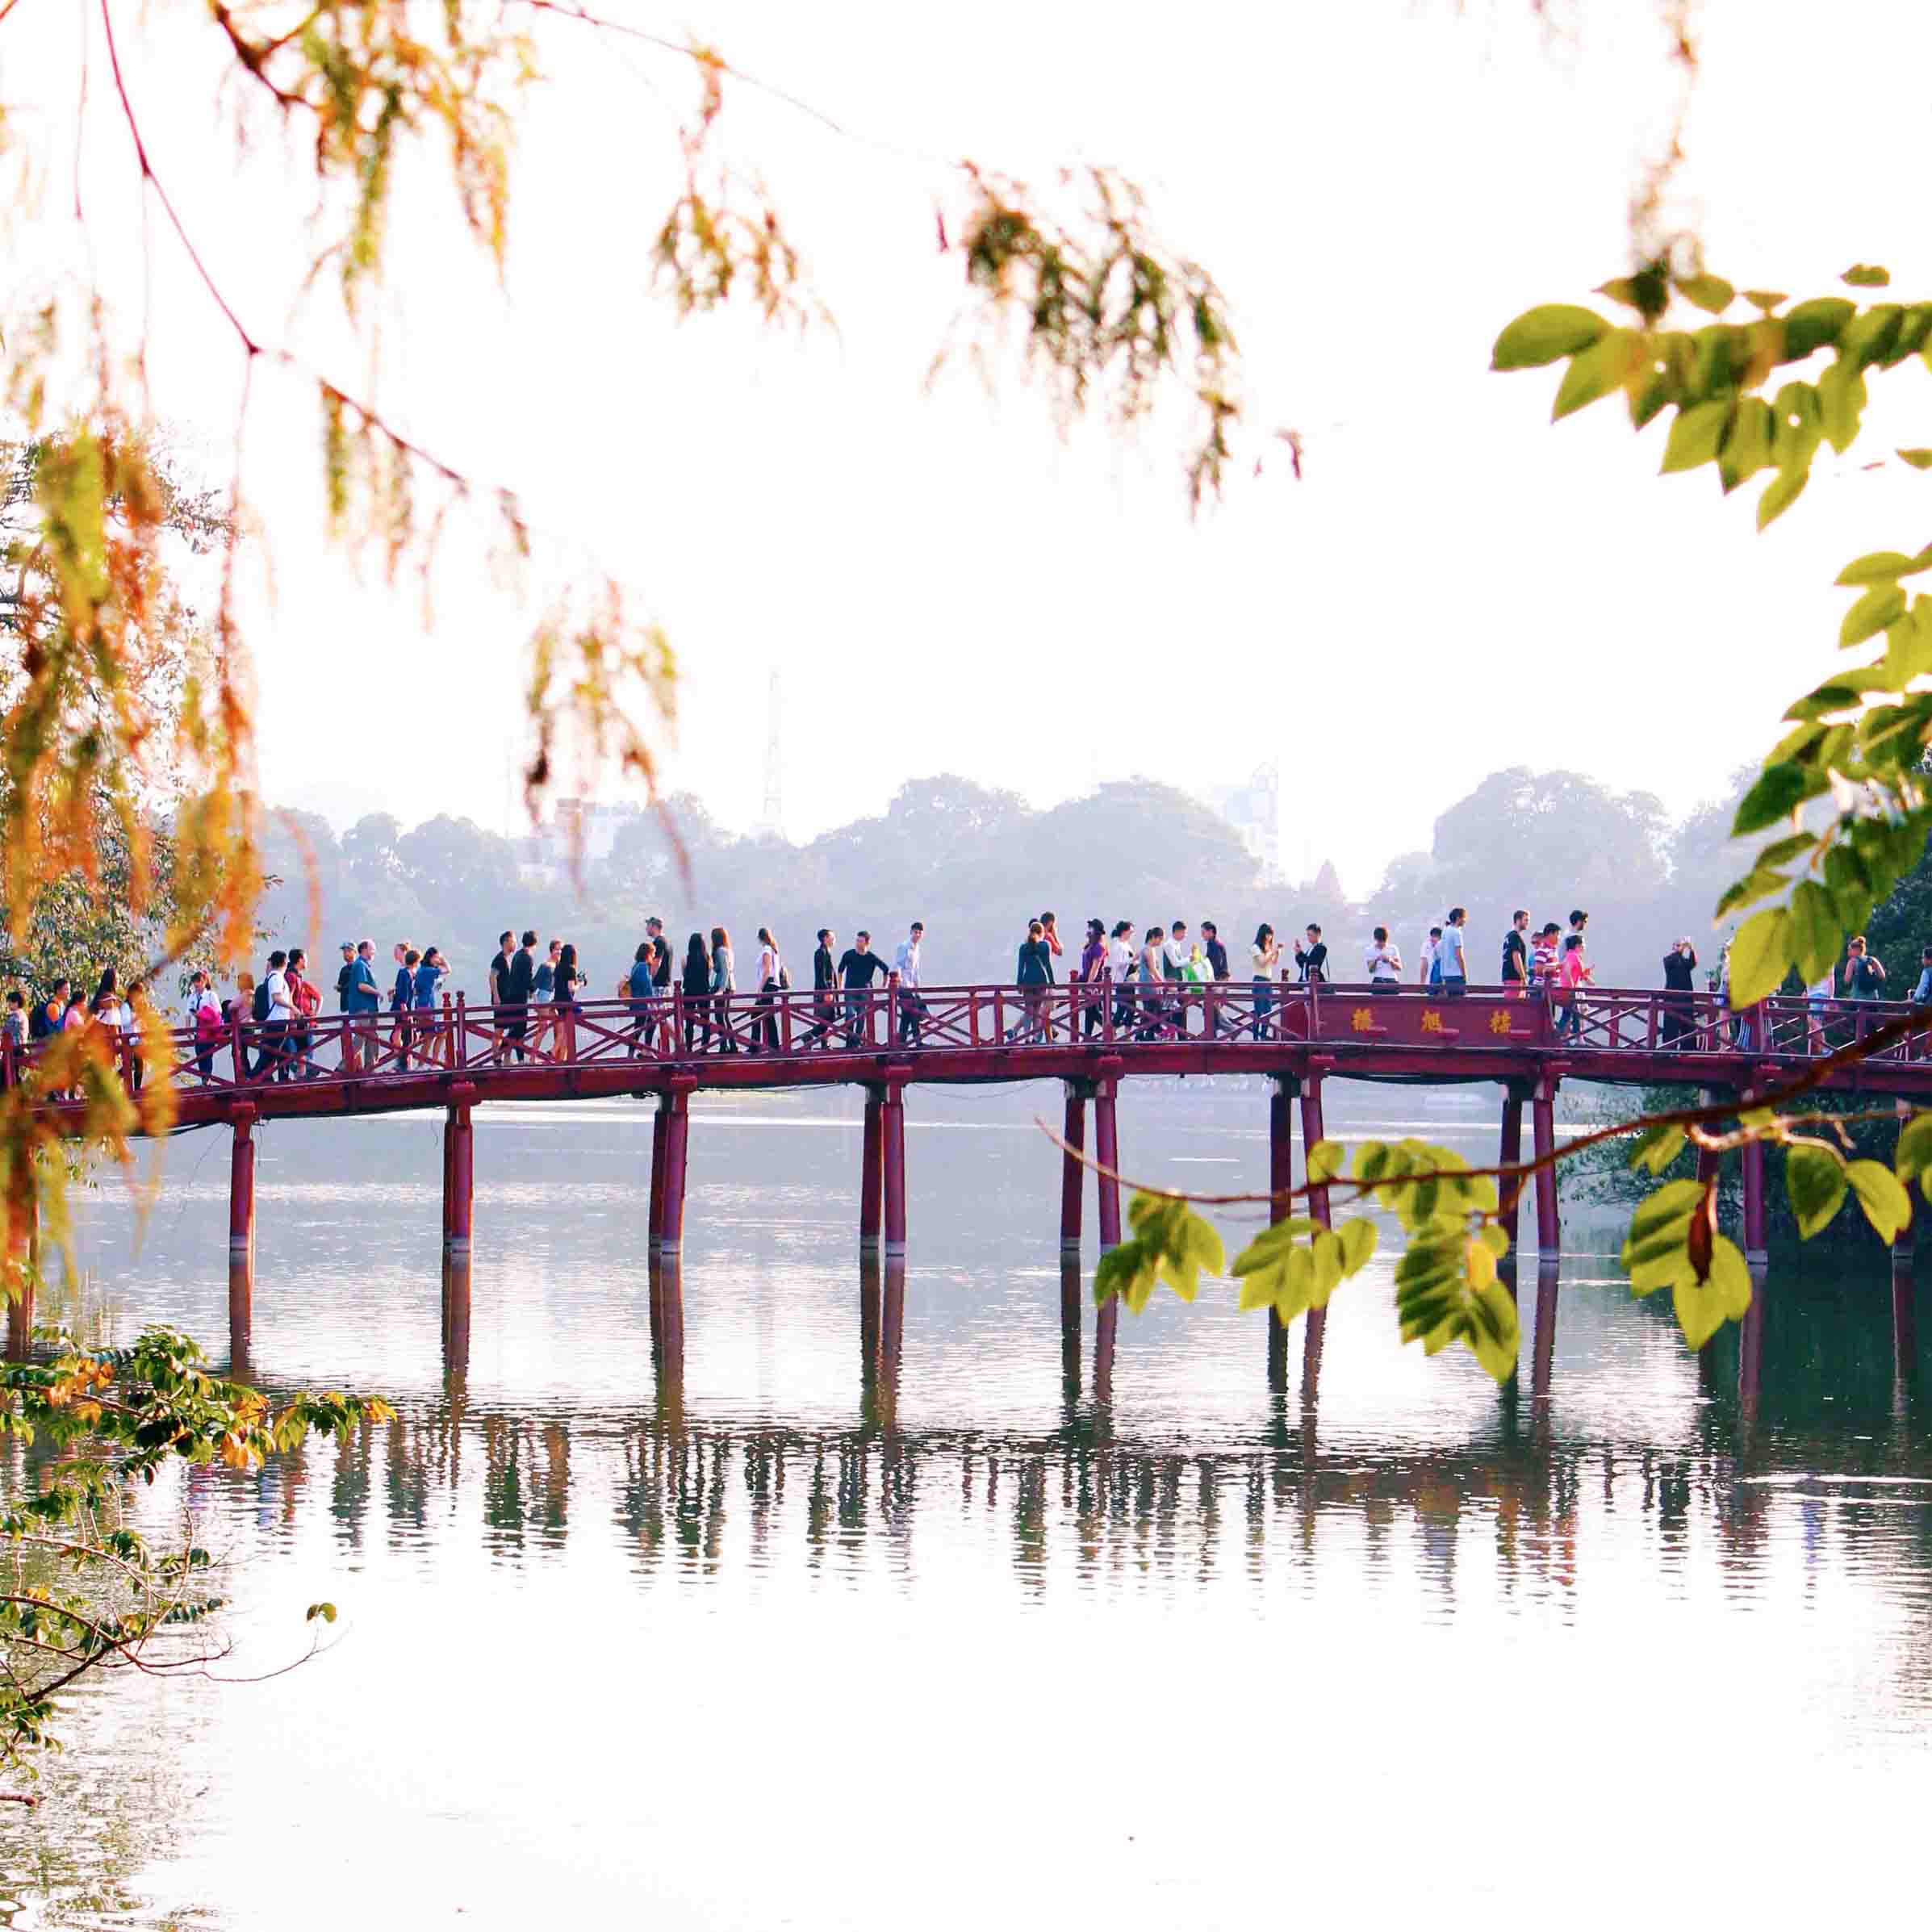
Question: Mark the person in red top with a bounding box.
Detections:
[286,945,323,1078]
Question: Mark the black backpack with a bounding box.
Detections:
[27,1000,49,1042]
[251,979,272,1022]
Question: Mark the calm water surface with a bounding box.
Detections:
[3,1079,1930,1927]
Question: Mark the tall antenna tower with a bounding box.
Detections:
[759,668,784,838]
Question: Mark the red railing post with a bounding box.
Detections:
[231,1010,247,1085]
[455,991,468,1072]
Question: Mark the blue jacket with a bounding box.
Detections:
[347,959,380,1014]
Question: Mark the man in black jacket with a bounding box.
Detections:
[500,929,537,1060]
[838,931,888,1047]
[801,928,838,1048]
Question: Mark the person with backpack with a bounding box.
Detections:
[390,941,416,1068]
[258,950,294,1081]
[187,969,224,1082]
[1845,937,1887,1046]
[30,976,68,1048]
[286,947,321,1078]
[625,941,658,1057]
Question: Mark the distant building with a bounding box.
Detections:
[1207,762,1282,880]
[515,797,643,881]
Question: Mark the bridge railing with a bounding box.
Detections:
[10,980,1932,1097]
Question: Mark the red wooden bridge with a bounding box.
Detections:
[17,978,1929,1378]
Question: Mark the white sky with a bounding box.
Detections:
[14,0,1932,895]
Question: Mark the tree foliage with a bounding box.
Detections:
[0,1324,391,1795]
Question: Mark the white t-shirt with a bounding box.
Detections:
[265,969,292,1021]
[1420,935,1440,977]
[1250,943,1274,976]
[893,939,920,988]
[1107,937,1134,981]
[758,943,781,987]
[1438,925,1468,976]
[1366,942,1402,982]
[1808,971,1834,1001]
[1160,936,1188,978]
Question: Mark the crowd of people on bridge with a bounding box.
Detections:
[7,905,1930,1090]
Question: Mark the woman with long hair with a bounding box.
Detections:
[682,932,712,1052]
[709,925,737,1053]
[553,942,583,1060]
[1251,923,1279,1039]
[753,925,782,1053]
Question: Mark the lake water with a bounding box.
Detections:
[3,1077,1930,1928]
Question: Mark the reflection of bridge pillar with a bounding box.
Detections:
[648,1094,669,1248]
[441,1249,472,1376]
[881,1082,907,1255]
[879,1254,906,1422]
[1892,1174,1917,1273]
[1268,1076,1297,1387]
[5,1176,36,1364]
[651,1253,684,1427]
[1060,1081,1087,1249]
[859,1252,882,1380]
[443,1088,475,1253]
[859,1087,884,1250]
[1531,1080,1560,1255]
[1299,1077,1330,1395]
[1092,1077,1122,1397]
[659,1088,692,1252]
[229,1103,257,1262]
[1499,1084,1525,1252]
[1741,1130,1768,1265]
[1060,1251,1082,1401]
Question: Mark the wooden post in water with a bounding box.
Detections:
[1060,1081,1087,1251]
[648,1094,670,1249]
[5,1170,36,1364]
[229,1103,257,1265]
[859,1087,884,1251]
[1268,1076,1296,1388]
[1498,1084,1524,1252]
[443,1086,475,1254]
[1531,1079,1560,1256]
[441,1249,471,1376]
[1742,1129,1768,1265]
[659,1087,691,1252]
[1299,1076,1330,1396]
[228,1252,253,1380]
[1060,1250,1082,1400]
[1092,1076,1123,1399]
[881,1082,908,1255]
[1892,1171,1917,1274]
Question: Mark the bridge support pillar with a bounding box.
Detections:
[659,1088,691,1252]
[443,1091,475,1253]
[859,1088,884,1250]
[229,1104,257,1262]
[1742,1130,1768,1266]
[882,1083,907,1256]
[1093,1077,1122,1397]
[648,1094,670,1248]
[1268,1076,1298,1388]
[1499,1085,1525,1252]
[228,1252,253,1381]
[1060,1081,1087,1250]
[1531,1081,1560,1256]
[441,1250,471,1377]
[1299,1077,1330,1396]
[5,1173,36,1364]
[1895,1173,1918,1273]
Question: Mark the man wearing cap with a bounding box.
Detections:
[334,941,359,1069]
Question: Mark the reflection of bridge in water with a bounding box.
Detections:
[17,981,1929,1390]
[126,1248,1928,1600]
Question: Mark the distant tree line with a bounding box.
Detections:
[231,763,1899,1008]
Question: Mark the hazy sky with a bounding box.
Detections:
[18,2,1932,895]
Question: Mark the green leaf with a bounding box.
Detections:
[1491,304,1608,371]
[1394,1232,1520,1383]
[1817,362,1867,452]
[1846,1160,1912,1244]
[1786,1142,1848,1239]
[1757,466,1809,529]
[1094,1237,1159,1314]
[1899,449,1932,470]
[305,1601,337,1625]
[1757,832,1818,868]
[1731,761,1810,834]
[1718,395,1774,492]
[1881,608,1932,687]
[1841,304,1905,369]
[1842,265,1892,288]
[1675,272,1734,316]
[1840,583,1906,647]
[1743,290,1787,314]
[1306,1140,1344,1184]
[1728,905,1793,1006]
[1896,1113,1932,1186]
[1627,1123,1688,1176]
[1714,867,1788,918]
[1781,299,1855,360]
[1674,1236,1754,1350]
[1551,329,1638,420]
[1336,1216,1378,1276]
[1661,399,1730,475]
[1788,880,1845,985]
[1835,550,1922,587]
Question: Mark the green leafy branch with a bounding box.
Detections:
[1495,259,1932,1008]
